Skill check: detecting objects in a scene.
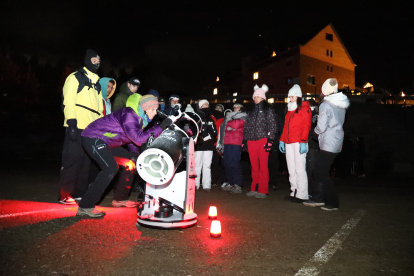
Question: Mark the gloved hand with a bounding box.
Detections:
[203,133,212,141]
[299,143,308,155]
[264,138,273,152]
[241,139,248,152]
[67,119,78,142]
[279,141,285,153]
[160,118,173,130]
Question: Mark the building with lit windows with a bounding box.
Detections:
[241,24,356,98]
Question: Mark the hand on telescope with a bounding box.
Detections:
[160,118,173,130]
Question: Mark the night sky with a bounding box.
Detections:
[1,0,413,96]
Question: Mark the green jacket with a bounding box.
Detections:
[112,82,134,112]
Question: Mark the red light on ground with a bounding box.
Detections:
[210,220,221,238]
[208,206,217,219]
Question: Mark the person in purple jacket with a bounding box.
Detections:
[77,95,163,218]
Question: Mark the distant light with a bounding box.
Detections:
[272,51,276,57]
[213,88,218,95]
[208,206,217,219]
[307,93,310,95]
[268,98,274,103]
[363,82,373,89]
[210,220,221,238]
[216,76,219,82]
[233,98,236,103]
[233,92,238,97]
[401,91,405,97]
[253,72,259,80]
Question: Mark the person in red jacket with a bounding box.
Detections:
[279,84,312,203]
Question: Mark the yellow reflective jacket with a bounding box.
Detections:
[62,67,104,129]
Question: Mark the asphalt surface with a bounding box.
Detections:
[1,159,413,276]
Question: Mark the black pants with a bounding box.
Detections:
[306,148,320,196]
[312,150,339,207]
[211,150,226,185]
[80,137,134,208]
[59,128,91,200]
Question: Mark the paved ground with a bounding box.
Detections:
[1,159,413,276]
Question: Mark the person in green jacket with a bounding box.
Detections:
[112,77,140,111]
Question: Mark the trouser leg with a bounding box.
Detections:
[314,151,338,205]
[256,138,269,194]
[201,151,213,190]
[111,147,134,201]
[285,143,298,197]
[59,128,88,200]
[247,140,259,192]
[195,151,204,189]
[306,148,319,196]
[79,138,118,208]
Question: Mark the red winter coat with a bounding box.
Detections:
[280,101,312,144]
[224,119,245,145]
[211,115,224,146]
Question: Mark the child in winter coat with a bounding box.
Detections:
[243,85,277,199]
[279,85,312,203]
[78,95,163,217]
[303,78,350,211]
[98,77,116,116]
[217,103,247,194]
[195,99,217,192]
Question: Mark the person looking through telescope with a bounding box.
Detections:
[76,95,164,218]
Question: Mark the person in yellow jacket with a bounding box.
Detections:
[59,49,104,205]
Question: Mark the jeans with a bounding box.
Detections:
[223,145,243,187]
[313,150,339,207]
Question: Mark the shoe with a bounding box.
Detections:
[73,197,82,201]
[303,200,325,207]
[76,207,105,218]
[59,197,76,205]
[229,185,242,194]
[255,193,266,199]
[291,197,305,203]
[112,200,138,208]
[246,191,258,197]
[221,183,233,191]
[212,183,218,187]
[203,189,211,193]
[321,205,339,211]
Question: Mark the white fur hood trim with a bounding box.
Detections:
[324,92,350,109]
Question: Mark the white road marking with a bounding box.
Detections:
[0,207,77,219]
[295,209,367,276]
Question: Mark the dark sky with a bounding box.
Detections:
[1,0,413,95]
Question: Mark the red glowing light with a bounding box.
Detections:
[210,220,221,238]
[208,206,217,219]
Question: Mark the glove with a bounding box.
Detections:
[264,138,273,152]
[67,119,78,142]
[299,143,308,155]
[160,118,173,130]
[202,133,212,141]
[279,141,285,153]
[241,139,248,152]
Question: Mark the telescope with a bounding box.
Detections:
[136,108,202,229]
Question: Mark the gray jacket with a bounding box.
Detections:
[315,92,350,153]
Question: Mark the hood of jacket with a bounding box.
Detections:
[119,82,134,98]
[99,77,117,100]
[323,92,350,109]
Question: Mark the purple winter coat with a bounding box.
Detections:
[82,107,162,154]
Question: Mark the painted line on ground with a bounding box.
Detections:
[0,207,77,218]
[295,209,367,276]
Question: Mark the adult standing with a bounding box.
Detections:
[243,85,277,199]
[279,84,312,203]
[164,94,181,116]
[305,99,320,197]
[59,49,103,204]
[195,99,217,192]
[112,77,140,112]
[303,78,350,211]
[217,103,247,194]
[210,104,225,187]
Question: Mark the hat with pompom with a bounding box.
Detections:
[252,84,269,100]
[322,78,338,96]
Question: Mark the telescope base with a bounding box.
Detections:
[137,213,197,229]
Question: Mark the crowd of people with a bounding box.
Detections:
[58,49,351,218]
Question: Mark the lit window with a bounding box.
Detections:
[272,51,276,57]
[286,77,293,84]
[233,92,238,96]
[326,33,333,41]
[213,88,217,95]
[268,98,274,103]
[307,75,315,85]
[232,98,236,103]
[253,72,259,79]
[216,76,219,81]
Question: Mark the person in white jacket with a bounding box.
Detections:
[303,78,350,211]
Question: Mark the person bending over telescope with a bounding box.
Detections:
[77,95,172,218]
